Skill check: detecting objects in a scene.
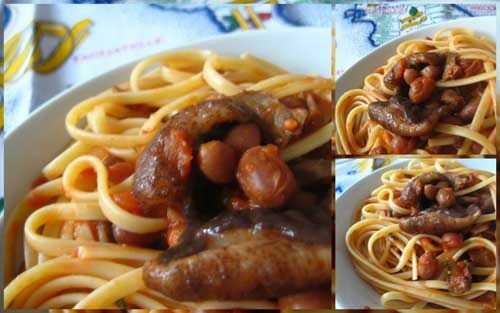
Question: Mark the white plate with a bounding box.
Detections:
[1,28,330,279]
[336,16,496,101]
[335,158,496,309]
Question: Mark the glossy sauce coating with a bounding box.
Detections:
[143,239,330,301]
[198,140,237,184]
[224,123,261,154]
[237,145,296,209]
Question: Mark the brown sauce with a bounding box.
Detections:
[159,206,330,264]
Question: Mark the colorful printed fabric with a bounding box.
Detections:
[3,3,330,133]
[335,158,403,199]
[7,1,332,4]
[335,2,496,77]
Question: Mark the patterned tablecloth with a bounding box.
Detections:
[3,3,330,131]
[335,2,496,77]
[1,3,331,208]
[335,158,405,199]
[7,0,329,3]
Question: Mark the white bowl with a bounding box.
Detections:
[336,16,496,102]
[1,28,330,283]
[335,158,496,309]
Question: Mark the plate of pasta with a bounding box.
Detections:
[3,28,333,309]
[335,158,496,310]
[335,17,496,155]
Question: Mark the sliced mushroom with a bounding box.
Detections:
[445,173,478,191]
[399,172,451,211]
[407,52,445,69]
[457,189,494,214]
[399,204,481,235]
[368,96,443,137]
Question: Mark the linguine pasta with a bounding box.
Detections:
[4,50,332,309]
